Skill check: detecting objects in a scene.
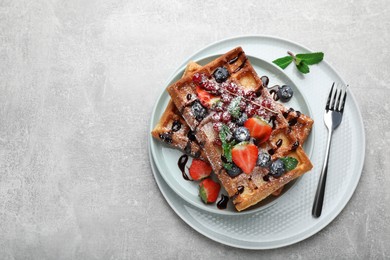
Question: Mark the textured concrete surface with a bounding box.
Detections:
[0,0,389,259]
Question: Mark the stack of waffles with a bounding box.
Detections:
[152,47,313,211]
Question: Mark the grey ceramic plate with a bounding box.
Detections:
[148,35,365,249]
[150,54,314,215]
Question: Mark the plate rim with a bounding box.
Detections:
[148,34,366,249]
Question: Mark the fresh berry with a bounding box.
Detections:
[269,159,286,178]
[202,81,218,92]
[245,104,256,117]
[236,112,248,126]
[211,112,222,122]
[233,127,250,143]
[257,151,272,167]
[236,88,245,96]
[226,82,238,93]
[221,111,231,123]
[213,122,223,132]
[221,93,233,103]
[196,86,220,108]
[239,100,247,111]
[231,142,258,174]
[261,99,272,109]
[227,121,237,132]
[244,117,272,144]
[192,73,204,85]
[213,67,230,83]
[191,100,208,121]
[255,108,267,118]
[199,178,221,204]
[245,91,257,100]
[225,163,242,177]
[213,138,222,146]
[189,159,212,181]
[277,85,293,102]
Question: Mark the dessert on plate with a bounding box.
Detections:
[153,47,313,211]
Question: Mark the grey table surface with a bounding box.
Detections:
[1,0,389,259]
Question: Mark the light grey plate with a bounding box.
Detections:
[150,54,314,215]
[148,35,365,249]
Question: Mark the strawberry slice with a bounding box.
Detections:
[189,159,212,181]
[244,117,272,144]
[231,142,258,174]
[199,178,221,204]
[196,86,220,108]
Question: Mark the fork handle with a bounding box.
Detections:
[312,128,333,218]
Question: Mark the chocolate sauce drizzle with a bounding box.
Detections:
[260,76,269,87]
[237,186,245,195]
[187,130,196,141]
[217,194,229,209]
[292,141,299,150]
[229,51,243,64]
[177,154,191,181]
[283,107,295,118]
[269,116,277,129]
[171,120,181,132]
[159,132,172,143]
[233,58,247,73]
[282,107,302,127]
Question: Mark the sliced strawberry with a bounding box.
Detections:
[199,178,221,204]
[189,159,212,181]
[231,142,258,174]
[196,86,220,108]
[244,117,272,144]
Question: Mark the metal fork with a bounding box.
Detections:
[312,82,348,218]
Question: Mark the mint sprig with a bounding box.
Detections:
[280,157,299,171]
[228,96,242,119]
[219,124,235,162]
[273,51,324,74]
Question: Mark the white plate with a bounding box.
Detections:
[150,54,314,215]
[148,35,365,249]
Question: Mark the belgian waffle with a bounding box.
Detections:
[167,47,313,211]
[151,62,208,160]
[152,61,263,160]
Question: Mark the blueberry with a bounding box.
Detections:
[236,112,248,126]
[191,100,207,121]
[233,127,250,143]
[213,67,230,83]
[269,159,286,178]
[257,152,272,167]
[225,163,242,177]
[277,85,293,102]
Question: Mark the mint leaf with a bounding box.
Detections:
[280,157,298,171]
[272,56,293,69]
[296,61,310,74]
[296,52,324,65]
[228,96,242,119]
[223,162,233,170]
[273,51,324,75]
[222,142,233,162]
[219,124,234,162]
[219,124,231,142]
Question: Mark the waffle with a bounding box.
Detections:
[167,47,313,211]
[152,61,262,160]
[151,62,208,160]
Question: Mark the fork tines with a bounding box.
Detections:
[326,82,348,112]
